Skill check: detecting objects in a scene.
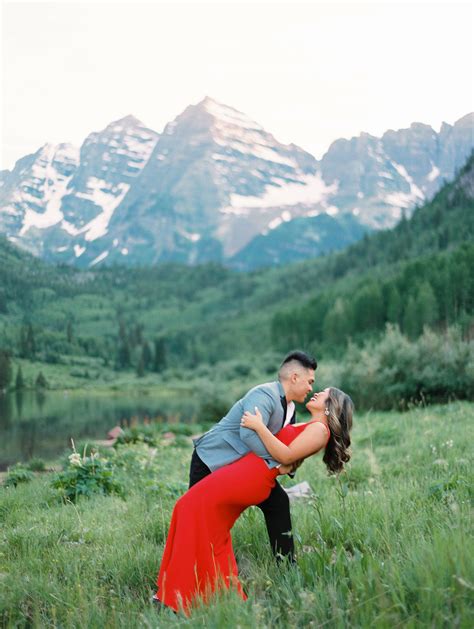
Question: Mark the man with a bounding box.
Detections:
[190,350,317,562]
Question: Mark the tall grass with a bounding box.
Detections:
[1,402,473,627]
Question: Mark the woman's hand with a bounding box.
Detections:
[277,464,293,475]
[240,406,264,432]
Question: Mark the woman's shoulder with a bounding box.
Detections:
[303,420,330,438]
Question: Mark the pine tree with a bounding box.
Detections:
[26,324,36,358]
[402,296,420,339]
[15,366,25,390]
[153,338,167,373]
[117,321,131,368]
[136,354,145,378]
[0,350,12,391]
[416,282,439,329]
[322,298,349,344]
[353,283,384,332]
[386,285,402,324]
[35,371,48,389]
[141,342,152,370]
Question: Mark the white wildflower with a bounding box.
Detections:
[69,453,82,467]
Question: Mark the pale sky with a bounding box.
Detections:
[1,0,473,171]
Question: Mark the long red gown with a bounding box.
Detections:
[155,421,330,614]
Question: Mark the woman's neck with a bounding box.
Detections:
[308,410,328,425]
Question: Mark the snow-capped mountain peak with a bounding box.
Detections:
[0,100,472,269]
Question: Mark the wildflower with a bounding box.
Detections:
[69,453,82,467]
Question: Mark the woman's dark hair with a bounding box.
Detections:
[323,387,354,474]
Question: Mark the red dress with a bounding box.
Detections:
[155,421,330,614]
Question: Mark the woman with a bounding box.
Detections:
[154,387,353,614]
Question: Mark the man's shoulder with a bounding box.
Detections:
[245,381,281,399]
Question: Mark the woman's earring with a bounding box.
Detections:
[324,407,330,416]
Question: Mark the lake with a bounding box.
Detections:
[0,389,201,469]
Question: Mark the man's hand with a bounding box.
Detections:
[290,458,304,473]
[277,464,293,475]
[240,407,264,431]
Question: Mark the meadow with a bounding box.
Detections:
[1,401,472,628]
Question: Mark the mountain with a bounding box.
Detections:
[0,153,472,372]
[230,212,368,271]
[0,116,159,261]
[1,99,472,269]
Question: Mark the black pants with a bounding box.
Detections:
[189,448,294,562]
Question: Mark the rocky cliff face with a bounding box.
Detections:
[1,98,472,269]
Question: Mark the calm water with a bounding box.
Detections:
[0,389,199,469]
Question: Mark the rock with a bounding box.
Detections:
[284,481,313,501]
[107,426,124,439]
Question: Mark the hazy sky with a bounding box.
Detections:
[1,0,473,171]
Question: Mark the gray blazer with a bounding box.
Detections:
[193,380,293,472]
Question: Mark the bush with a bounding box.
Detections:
[26,457,47,472]
[340,324,474,410]
[51,447,124,502]
[4,465,35,488]
[114,425,159,447]
[198,397,231,423]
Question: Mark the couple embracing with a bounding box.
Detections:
[153,350,354,615]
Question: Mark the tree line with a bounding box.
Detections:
[272,243,474,351]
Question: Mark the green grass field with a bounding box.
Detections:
[1,401,473,627]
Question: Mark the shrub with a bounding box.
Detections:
[26,458,47,472]
[340,324,474,410]
[114,425,159,447]
[51,446,124,502]
[4,465,35,488]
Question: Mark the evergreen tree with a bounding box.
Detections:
[322,298,349,344]
[117,341,131,368]
[416,281,439,329]
[19,327,28,358]
[386,284,402,324]
[66,320,73,343]
[117,321,131,368]
[26,324,36,358]
[19,325,35,359]
[153,338,167,373]
[136,354,145,378]
[403,296,420,339]
[353,283,384,332]
[0,350,12,391]
[15,365,25,390]
[35,371,48,389]
[141,341,152,370]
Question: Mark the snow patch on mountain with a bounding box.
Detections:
[386,161,425,208]
[220,173,337,215]
[90,250,109,266]
[427,163,441,182]
[205,98,296,167]
[203,98,264,132]
[19,144,79,235]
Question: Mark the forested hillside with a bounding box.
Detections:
[0,153,472,376]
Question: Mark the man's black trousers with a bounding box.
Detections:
[189,448,294,562]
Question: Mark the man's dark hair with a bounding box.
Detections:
[280,350,317,371]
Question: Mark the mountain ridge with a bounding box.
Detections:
[1,98,472,270]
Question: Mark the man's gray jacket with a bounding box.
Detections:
[193,380,295,472]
